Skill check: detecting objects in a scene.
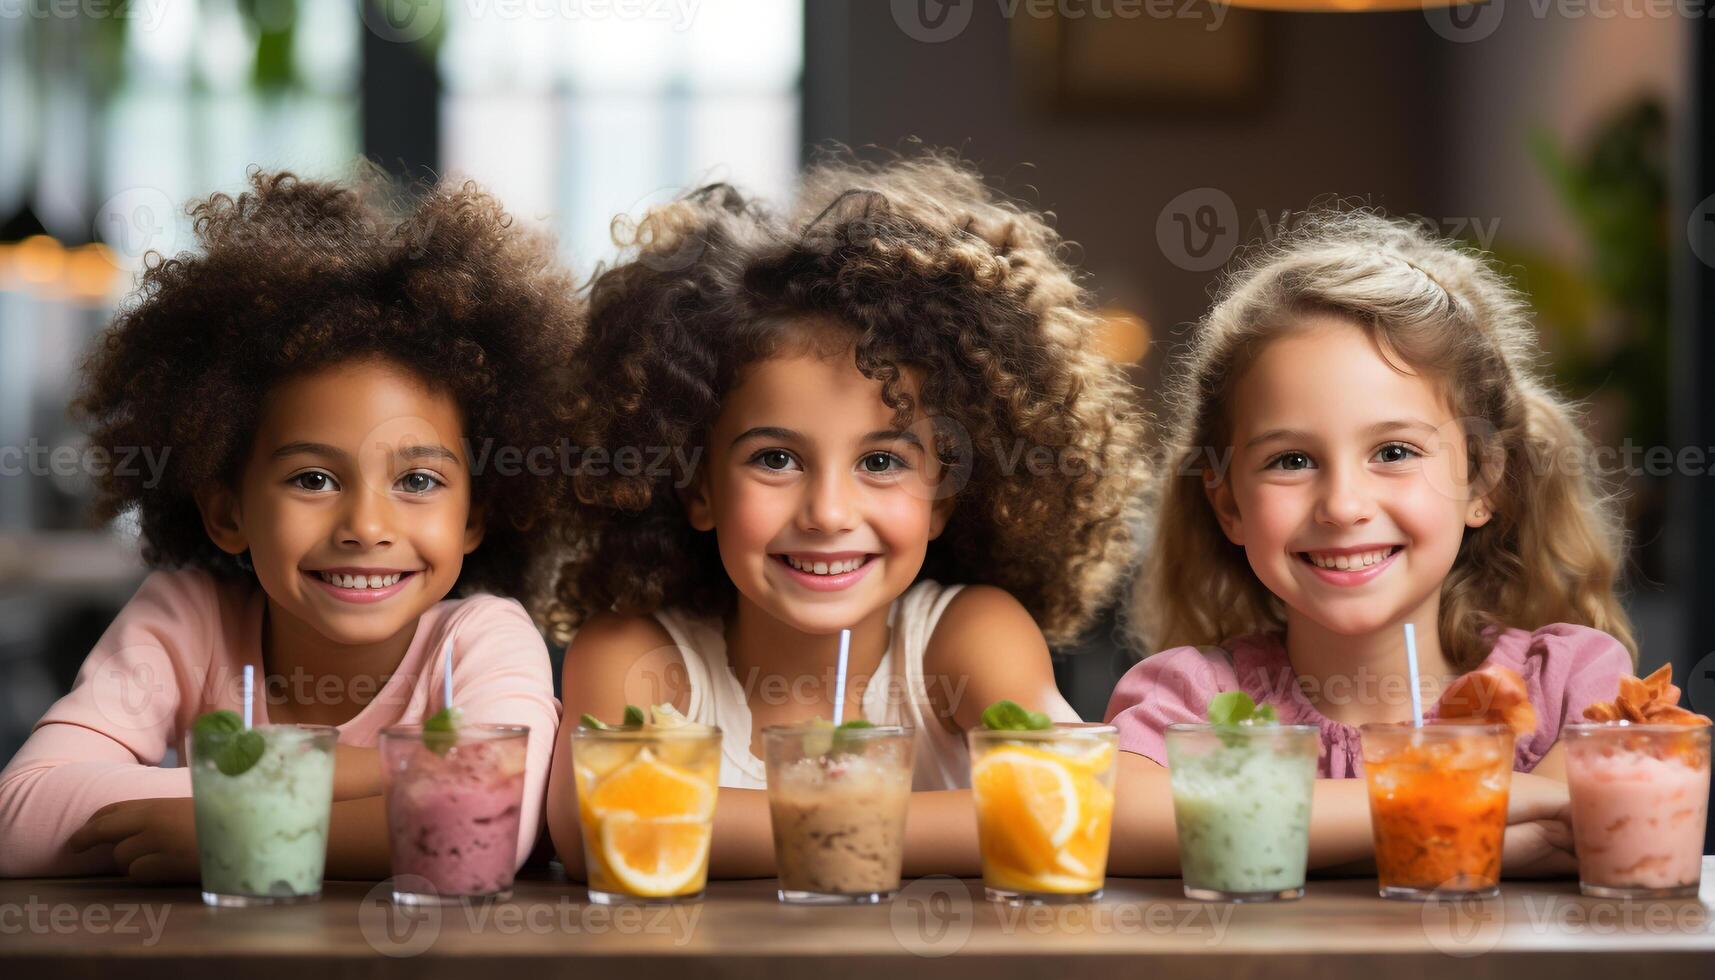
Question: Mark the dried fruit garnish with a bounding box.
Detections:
[1582,664,1711,726]
[1437,664,1537,738]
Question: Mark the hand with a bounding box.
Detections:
[67,797,200,883]
[1502,773,1578,878]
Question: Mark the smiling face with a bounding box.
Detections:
[199,357,483,648]
[1206,314,1492,639]
[683,331,953,635]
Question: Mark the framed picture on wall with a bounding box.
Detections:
[1012,4,1269,114]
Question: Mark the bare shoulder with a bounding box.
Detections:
[562,611,690,716]
[926,584,1049,669]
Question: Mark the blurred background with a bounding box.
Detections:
[3,1,1714,797]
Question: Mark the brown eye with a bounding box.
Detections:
[290,471,335,492]
[753,450,796,471]
[861,452,902,473]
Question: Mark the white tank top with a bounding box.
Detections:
[649,579,971,791]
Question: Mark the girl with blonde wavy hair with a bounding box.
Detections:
[1103,211,1635,878]
[544,151,1149,882]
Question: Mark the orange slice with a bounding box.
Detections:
[586,748,716,821]
[599,814,710,896]
[972,747,1081,875]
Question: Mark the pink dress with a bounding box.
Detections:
[1103,625,1633,777]
[0,569,560,877]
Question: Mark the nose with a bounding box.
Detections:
[1313,460,1377,528]
[798,468,857,535]
[337,483,396,550]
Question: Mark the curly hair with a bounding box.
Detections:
[1135,209,1636,671]
[549,151,1149,646]
[76,166,583,612]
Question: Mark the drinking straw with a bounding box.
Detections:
[832,628,851,725]
[443,638,454,710]
[1403,623,1423,727]
[242,664,254,730]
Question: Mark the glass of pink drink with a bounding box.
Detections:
[1565,722,1710,899]
[380,723,530,904]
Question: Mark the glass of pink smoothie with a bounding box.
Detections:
[1564,722,1710,899]
[380,723,530,904]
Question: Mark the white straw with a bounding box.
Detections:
[832,629,851,725]
[443,638,454,710]
[242,664,254,730]
[1404,623,1423,727]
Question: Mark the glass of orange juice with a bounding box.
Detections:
[968,722,1117,904]
[571,715,721,904]
[1361,722,1512,900]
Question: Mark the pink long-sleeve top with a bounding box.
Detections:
[0,568,560,876]
[1103,624,1633,777]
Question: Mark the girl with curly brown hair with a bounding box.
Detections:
[542,153,1149,883]
[1102,211,1635,878]
[0,169,580,883]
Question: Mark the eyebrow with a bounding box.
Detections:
[729,427,925,450]
[1243,419,1437,450]
[271,441,462,465]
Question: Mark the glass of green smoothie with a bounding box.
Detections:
[1164,693,1317,902]
[187,711,337,907]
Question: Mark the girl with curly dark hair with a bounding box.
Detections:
[544,152,1149,883]
[0,169,580,884]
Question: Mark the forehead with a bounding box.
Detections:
[1232,315,1452,436]
[255,358,465,446]
[718,349,920,435]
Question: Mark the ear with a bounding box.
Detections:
[1465,495,1494,530]
[1204,474,1245,547]
[463,499,486,555]
[678,465,716,532]
[928,492,955,541]
[196,482,249,556]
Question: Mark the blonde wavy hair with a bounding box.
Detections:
[553,149,1149,645]
[1135,210,1636,670]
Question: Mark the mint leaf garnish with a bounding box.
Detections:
[980,700,1052,732]
[423,706,463,755]
[830,718,875,755]
[580,705,645,731]
[1206,691,1277,727]
[192,709,265,776]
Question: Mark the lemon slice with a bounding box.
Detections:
[599,814,711,897]
[972,747,1080,849]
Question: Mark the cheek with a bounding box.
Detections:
[868,491,935,553]
[1239,483,1309,550]
[713,480,792,553]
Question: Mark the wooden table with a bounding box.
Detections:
[4,861,1712,979]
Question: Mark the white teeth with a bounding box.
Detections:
[1306,548,1396,571]
[785,556,866,576]
[318,571,404,590]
